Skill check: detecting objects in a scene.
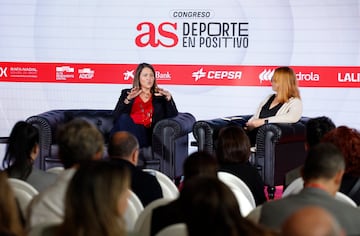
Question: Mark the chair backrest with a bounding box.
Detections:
[155,223,188,236]
[283,177,357,207]
[230,187,254,217]
[282,177,304,197]
[217,171,256,208]
[335,192,357,207]
[7,178,39,215]
[124,190,144,232]
[46,166,65,174]
[133,198,172,236]
[143,169,179,200]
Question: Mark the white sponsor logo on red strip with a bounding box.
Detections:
[259,69,274,83]
[192,68,242,81]
[0,67,8,77]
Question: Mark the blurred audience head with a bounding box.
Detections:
[282,206,344,236]
[216,126,251,164]
[2,121,39,180]
[58,160,130,236]
[0,171,25,236]
[271,66,300,103]
[302,143,345,195]
[321,126,360,177]
[57,118,104,168]
[108,131,139,165]
[306,116,336,149]
[183,151,218,182]
[180,177,275,236]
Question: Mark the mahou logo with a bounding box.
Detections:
[135,22,179,48]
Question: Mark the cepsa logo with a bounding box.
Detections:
[135,22,178,48]
[192,68,242,81]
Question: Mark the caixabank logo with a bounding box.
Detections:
[134,10,249,49]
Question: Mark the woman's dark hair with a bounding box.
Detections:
[2,121,39,180]
[306,116,336,148]
[216,126,251,164]
[132,63,158,94]
[181,177,271,236]
[183,151,218,182]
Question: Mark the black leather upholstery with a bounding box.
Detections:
[193,115,310,198]
[26,109,195,179]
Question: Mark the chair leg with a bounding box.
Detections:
[267,186,276,199]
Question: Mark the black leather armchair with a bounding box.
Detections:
[193,115,309,199]
[26,109,195,179]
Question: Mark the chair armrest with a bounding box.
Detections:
[255,119,308,159]
[25,110,68,169]
[152,112,196,178]
[193,115,252,153]
[254,117,308,188]
[153,112,196,140]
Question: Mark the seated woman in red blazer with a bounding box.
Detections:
[111,63,178,148]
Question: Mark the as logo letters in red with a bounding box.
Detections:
[135,22,178,48]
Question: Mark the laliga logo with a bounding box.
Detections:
[135,22,178,48]
[0,67,8,77]
[259,69,275,83]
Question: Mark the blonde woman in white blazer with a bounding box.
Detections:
[246,67,302,145]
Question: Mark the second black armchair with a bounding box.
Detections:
[193,115,309,199]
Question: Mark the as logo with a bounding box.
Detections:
[135,22,178,48]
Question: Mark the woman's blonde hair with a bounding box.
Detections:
[57,161,130,236]
[272,67,300,103]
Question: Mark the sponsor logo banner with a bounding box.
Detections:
[0,62,359,88]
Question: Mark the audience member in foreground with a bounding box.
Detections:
[55,161,130,236]
[0,171,25,236]
[285,116,336,186]
[247,143,360,235]
[216,125,266,205]
[2,121,57,192]
[150,151,218,235]
[108,131,163,207]
[27,118,104,228]
[281,206,345,236]
[182,177,278,236]
[322,126,360,205]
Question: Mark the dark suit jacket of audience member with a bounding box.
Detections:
[109,159,163,207]
[150,199,184,236]
[340,174,360,205]
[219,162,267,205]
